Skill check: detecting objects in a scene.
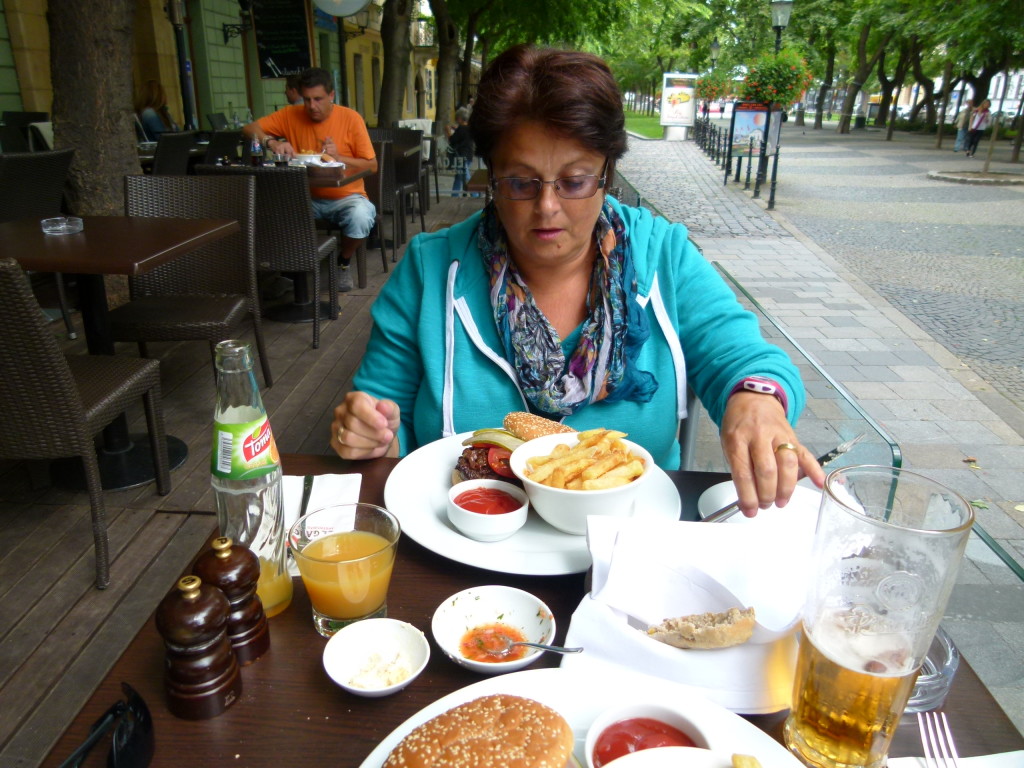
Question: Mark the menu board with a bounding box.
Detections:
[251,0,312,79]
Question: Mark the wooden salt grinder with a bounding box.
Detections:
[154,575,242,720]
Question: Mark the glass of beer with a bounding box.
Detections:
[289,504,401,638]
[784,466,973,768]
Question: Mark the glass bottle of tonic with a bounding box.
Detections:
[210,340,292,617]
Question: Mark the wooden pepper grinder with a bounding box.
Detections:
[154,575,242,720]
[193,536,270,665]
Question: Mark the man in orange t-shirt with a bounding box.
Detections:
[244,67,377,292]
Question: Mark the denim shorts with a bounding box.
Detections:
[310,194,376,239]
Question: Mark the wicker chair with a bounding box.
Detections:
[203,130,243,164]
[0,148,77,339]
[359,156,391,285]
[392,127,427,234]
[151,130,197,175]
[108,175,273,386]
[0,256,171,588]
[196,164,338,348]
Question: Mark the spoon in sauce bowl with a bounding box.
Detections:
[484,634,583,659]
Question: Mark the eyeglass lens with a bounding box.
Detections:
[59,683,154,768]
[492,160,609,200]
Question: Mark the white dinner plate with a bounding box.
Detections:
[357,667,803,768]
[383,433,680,575]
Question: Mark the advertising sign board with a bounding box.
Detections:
[660,73,698,127]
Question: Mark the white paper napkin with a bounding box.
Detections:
[561,491,821,714]
[282,473,362,575]
[889,753,1024,768]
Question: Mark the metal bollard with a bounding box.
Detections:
[744,137,755,190]
[767,149,781,210]
[752,141,765,199]
[712,128,719,163]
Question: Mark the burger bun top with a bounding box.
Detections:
[504,412,576,442]
[383,693,574,768]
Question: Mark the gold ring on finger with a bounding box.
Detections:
[337,427,347,446]
[774,442,798,454]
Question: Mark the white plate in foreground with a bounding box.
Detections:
[383,433,680,575]
[357,667,802,768]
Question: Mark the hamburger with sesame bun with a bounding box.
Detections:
[383,694,575,768]
[452,413,575,486]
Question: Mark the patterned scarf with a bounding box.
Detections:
[479,201,658,417]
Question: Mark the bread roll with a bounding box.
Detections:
[647,607,756,650]
[503,412,576,442]
[383,694,574,768]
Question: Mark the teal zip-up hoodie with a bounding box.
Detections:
[353,198,804,469]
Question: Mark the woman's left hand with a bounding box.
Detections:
[719,392,825,517]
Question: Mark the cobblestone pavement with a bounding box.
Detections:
[618,131,1024,734]
[621,126,1024,408]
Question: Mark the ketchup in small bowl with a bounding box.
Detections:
[453,487,523,515]
[584,703,710,768]
[592,718,696,767]
[447,479,528,542]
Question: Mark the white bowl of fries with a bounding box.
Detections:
[509,429,652,535]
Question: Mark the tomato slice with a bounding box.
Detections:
[486,446,515,478]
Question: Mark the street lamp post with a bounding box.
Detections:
[710,39,720,68]
[770,0,793,53]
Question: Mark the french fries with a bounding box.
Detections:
[524,429,645,490]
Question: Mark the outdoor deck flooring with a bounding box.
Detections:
[0,194,483,768]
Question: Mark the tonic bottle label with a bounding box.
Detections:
[211,415,280,480]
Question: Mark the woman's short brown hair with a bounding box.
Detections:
[470,45,626,169]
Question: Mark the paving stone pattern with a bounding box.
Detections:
[618,130,1024,735]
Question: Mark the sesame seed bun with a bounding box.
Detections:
[383,694,574,768]
[503,412,576,442]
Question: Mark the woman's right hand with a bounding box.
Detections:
[330,391,400,460]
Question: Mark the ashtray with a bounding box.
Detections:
[41,216,84,235]
[905,625,959,712]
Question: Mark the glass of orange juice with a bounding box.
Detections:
[289,503,401,638]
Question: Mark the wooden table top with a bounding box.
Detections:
[42,454,1024,766]
[0,216,239,277]
[306,165,373,189]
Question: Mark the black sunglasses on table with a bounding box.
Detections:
[58,683,154,768]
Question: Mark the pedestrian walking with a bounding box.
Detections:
[965,99,991,157]
[953,99,973,152]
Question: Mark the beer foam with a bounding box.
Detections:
[809,613,916,677]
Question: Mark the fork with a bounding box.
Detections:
[918,711,961,768]
[702,432,868,523]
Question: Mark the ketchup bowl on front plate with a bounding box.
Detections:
[584,701,712,768]
[446,479,528,542]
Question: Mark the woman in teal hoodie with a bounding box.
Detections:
[331,45,824,515]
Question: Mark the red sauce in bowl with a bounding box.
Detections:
[459,622,528,662]
[593,717,696,767]
[454,488,522,515]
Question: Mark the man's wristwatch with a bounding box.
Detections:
[728,376,788,413]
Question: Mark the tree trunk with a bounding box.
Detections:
[458,7,486,107]
[875,49,893,127]
[837,26,891,134]
[429,0,460,129]
[814,40,835,130]
[48,0,139,216]
[935,60,955,148]
[910,42,937,127]
[378,0,413,128]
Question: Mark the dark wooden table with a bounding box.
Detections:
[42,454,1024,766]
[0,216,238,490]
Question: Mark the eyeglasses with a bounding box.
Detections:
[59,683,154,768]
[491,160,609,201]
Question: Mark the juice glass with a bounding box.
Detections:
[784,466,973,768]
[289,504,400,638]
